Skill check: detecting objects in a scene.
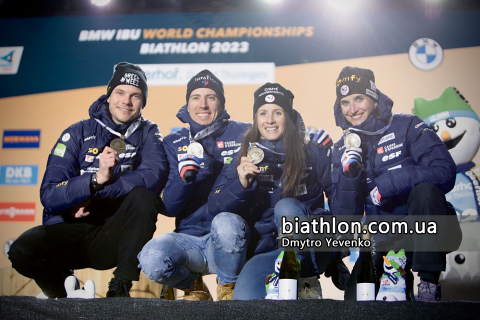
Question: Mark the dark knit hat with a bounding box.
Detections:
[253,83,294,119]
[106,62,148,107]
[336,66,378,102]
[186,70,225,107]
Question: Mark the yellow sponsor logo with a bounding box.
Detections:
[336,75,361,87]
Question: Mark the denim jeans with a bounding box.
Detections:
[138,212,250,289]
[233,198,334,300]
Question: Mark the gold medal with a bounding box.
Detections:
[110,138,126,154]
[344,132,361,148]
[187,141,204,158]
[247,145,264,165]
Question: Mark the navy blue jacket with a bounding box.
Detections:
[161,105,251,236]
[40,95,168,225]
[208,111,332,256]
[330,91,456,218]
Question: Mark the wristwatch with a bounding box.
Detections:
[90,173,104,192]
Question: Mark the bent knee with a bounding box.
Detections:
[211,213,249,253]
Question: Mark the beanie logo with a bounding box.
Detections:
[120,73,140,87]
[336,75,361,87]
[370,80,377,91]
[265,95,275,102]
[341,85,349,96]
[202,80,209,86]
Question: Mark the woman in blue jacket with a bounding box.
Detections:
[209,83,344,300]
[330,66,459,301]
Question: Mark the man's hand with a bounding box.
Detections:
[341,146,362,177]
[178,154,201,183]
[96,146,119,185]
[237,156,260,189]
[72,199,92,218]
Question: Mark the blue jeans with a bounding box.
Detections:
[138,212,250,288]
[233,198,334,300]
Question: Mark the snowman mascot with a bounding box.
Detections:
[414,86,480,300]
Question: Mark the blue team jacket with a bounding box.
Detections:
[161,105,251,236]
[40,95,168,225]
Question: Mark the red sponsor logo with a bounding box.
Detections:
[377,147,384,154]
[217,141,224,148]
[0,202,36,221]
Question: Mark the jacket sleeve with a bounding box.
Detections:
[40,123,92,214]
[375,116,456,199]
[97,123,168,199]
[207,161,256,215]
[329,142,365,216]
[160,136,196,217]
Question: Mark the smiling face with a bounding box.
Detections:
[107,84,143,124]
[187,88,221,125]
[256,104,286,141]
[340,94,377,126]
[431,117,480,164]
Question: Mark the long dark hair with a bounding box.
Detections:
[239,111,307,198]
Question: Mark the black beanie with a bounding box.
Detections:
[253,83,294,119]
[106,62,148,107]
[186,70,225,107]
[336,66,378,102]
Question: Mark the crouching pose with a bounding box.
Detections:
[138,70,251,300]
[207,83,348,300]
[330,66,460,301]
[8,62,168,298]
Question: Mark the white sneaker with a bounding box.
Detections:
[64,275,95,299]
[298,276,322,299]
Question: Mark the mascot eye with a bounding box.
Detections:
[446,118,456,128]
[431,123,439,132]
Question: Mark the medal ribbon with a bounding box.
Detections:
[94,118,142,140]
[345,115,394,138]
[250,142,285,157]
[189,119,228,143]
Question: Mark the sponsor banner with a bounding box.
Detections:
[0,202,36,221]
[0,46,24,75]
[0,165,38,185]
[1,11,480,98]
[138,63,274,85]
[2,130,41,148]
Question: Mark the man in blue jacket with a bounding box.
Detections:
[138,70,251,301]
[9,62,168,298]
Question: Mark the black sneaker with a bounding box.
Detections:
[106,278,132,298]
[417,279,441,302]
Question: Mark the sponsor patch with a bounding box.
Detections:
[84,135,96,142]
[341,85,349,96]
[415,121,426,129]
[388,165,402,171]
[224,157,233,164]
[85,155,94,162]
[62,133,71,142]
[377,147,384,154]
[121,165,133,172]
[383,143,403,153]
[2,130,41,148]
[378,133,395,145]
[0,202,35,221]
[382,151,402,162]
[224,141,241,148]
[0,165,38,185]
[217,141,224,148]
[54,143,67,157]
[178,153,187,161]
[366,89,378,100]
[221,146,241,156]
[173,136,187,144]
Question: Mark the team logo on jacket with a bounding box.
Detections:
[341,85,349,96]
[217,141,224,148]
[382,151,402,162]
[265,95,275,102]
[62,133,70,142]
[85,155,94,162]
[377,147,384,154]
[378,133,395,145]
[409,38,443,71]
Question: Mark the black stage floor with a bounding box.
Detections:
[1,296,480,320]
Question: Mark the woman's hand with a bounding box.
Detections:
[237,156,260,189]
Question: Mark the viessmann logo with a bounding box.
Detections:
[0,203,36,221]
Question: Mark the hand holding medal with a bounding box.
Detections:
[110,137,126,154]
[247,143,264,164]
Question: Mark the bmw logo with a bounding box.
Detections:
[409,38,443,71]
[265,94,275,102]
[341,85,349,96]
